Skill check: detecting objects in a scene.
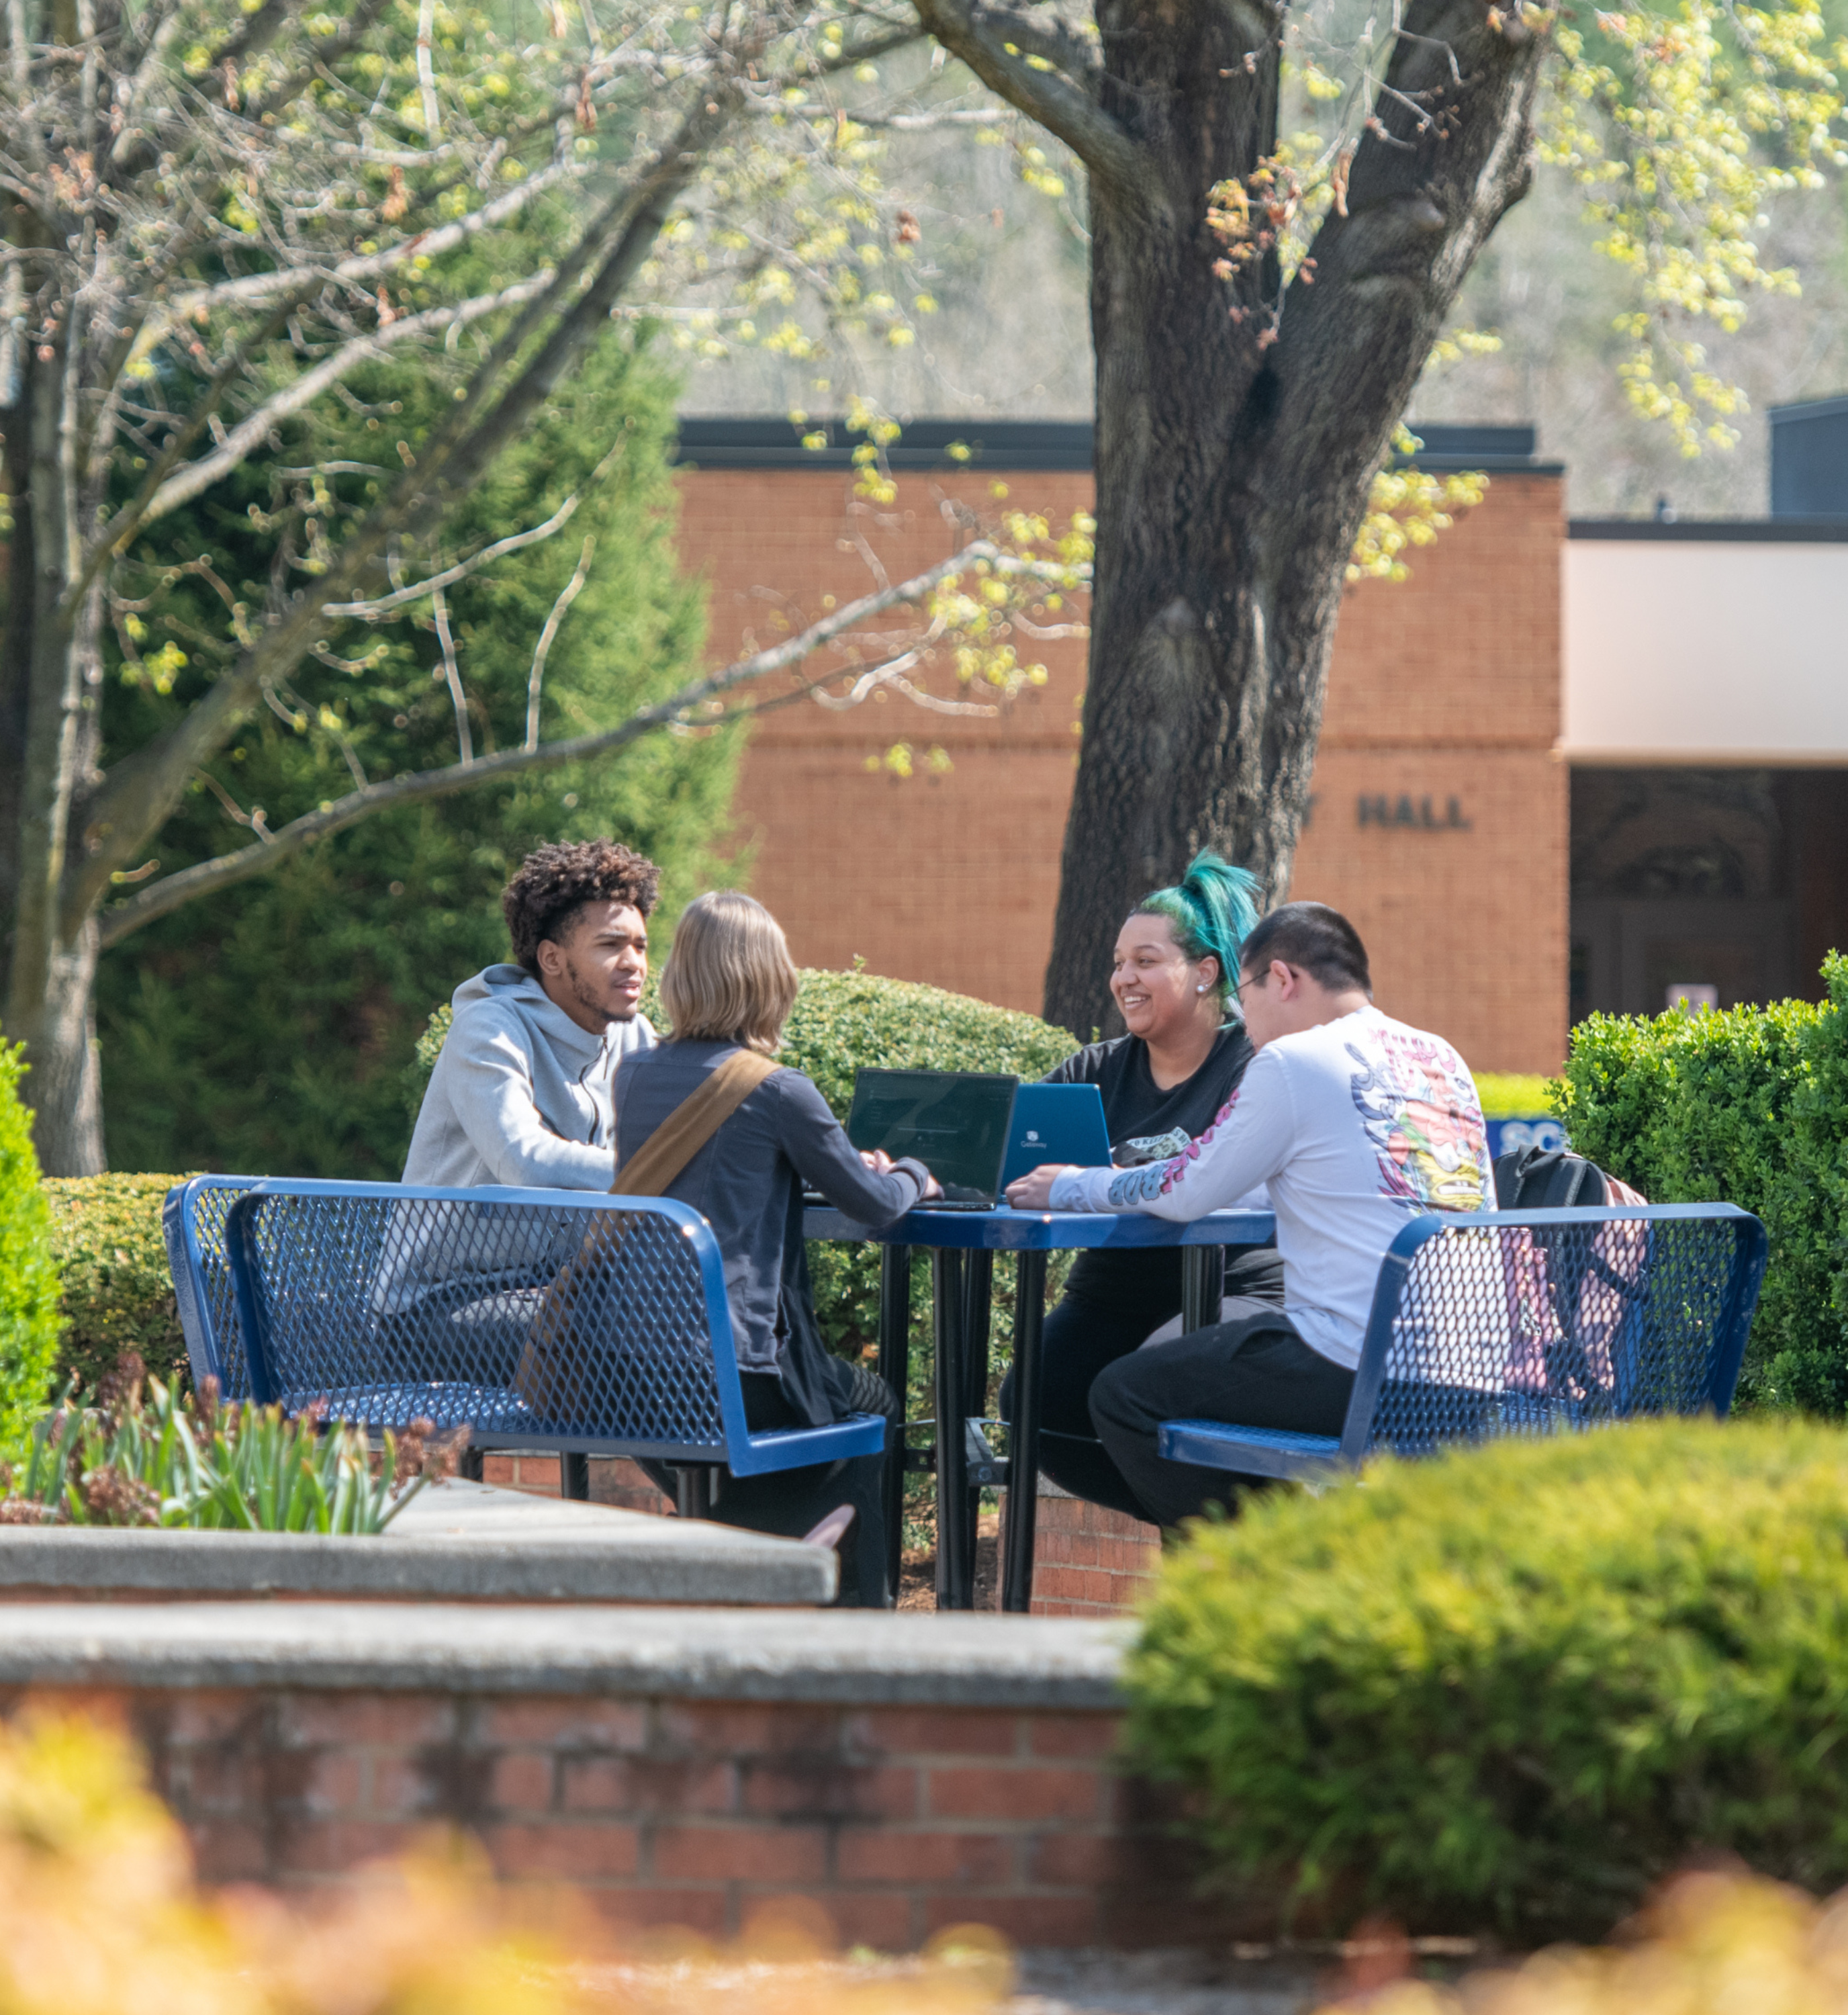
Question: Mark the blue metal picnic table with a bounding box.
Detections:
[802,1204,1277,1612]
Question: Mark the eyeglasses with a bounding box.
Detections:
[1234,973,1264,998]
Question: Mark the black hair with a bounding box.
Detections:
[1239,901,1372,996]
[502,840,659,974]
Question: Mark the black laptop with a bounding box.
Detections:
[837,1068,1021,1210]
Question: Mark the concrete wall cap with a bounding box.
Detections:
[0,1602,1131,1707]
[0,1480,836,1606]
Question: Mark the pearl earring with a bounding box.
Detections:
[1196,984,1208,993]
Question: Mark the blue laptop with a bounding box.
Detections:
[1001,1083,1114,1190]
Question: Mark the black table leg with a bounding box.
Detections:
[561,1451,590,1500]
[959,1250,994,1580]
[1181,1245,1221,1335]
[1001,1249,1048,1613]
[674,1466,714,1519]
[932,1249,973,1609]
[876,1243,911,1605]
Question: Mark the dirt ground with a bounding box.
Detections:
[896,1512,1001,1610]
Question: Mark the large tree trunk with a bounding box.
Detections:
[1038,0,1546,1038]
[3,327,111,1175]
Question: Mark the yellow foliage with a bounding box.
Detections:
[1315,1874,1848,2015]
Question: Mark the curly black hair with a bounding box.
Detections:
[502,840,661,973]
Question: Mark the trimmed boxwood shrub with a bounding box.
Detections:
[0,1044,62,1458]
[1125,1417,1848,1941]
[1554,953,1847,1412]
[41,1174,193,1396]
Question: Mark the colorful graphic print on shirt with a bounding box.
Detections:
[1345,1032,1489,1212]
[1105,1093,1242,1208]
[1115,1126,1193,1168]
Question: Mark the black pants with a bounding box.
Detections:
[999,1245,1285,1523]
[641,1360,898,1609]
[1089,1306,1355,1529]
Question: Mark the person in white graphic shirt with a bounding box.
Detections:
[1004,902,1494,1529]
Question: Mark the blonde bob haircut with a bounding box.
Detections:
[659,891,799,1054]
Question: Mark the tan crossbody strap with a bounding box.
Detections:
[612,1046,782,1198]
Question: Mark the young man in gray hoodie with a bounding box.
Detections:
[404,840,659,1189]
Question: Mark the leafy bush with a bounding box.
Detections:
[1126,1417,1848,1942]
[41,1174,191,1395]
[1553,953,1847,1410]
[0,1711,1017,2012]
[3,1363,460,1532]
[0,1045,61,1460]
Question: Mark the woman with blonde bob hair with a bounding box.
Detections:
[615,892,939,1605]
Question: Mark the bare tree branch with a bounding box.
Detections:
[154,163,579,330]
[526,534,596,749]
[323,494,582,619]
[142,274,550,522]
[905,0,1142,191]
[430,581,471,766]
[95,541,1089,947]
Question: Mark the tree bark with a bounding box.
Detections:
[1031,0,1546,1038]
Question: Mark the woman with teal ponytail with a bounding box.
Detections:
[997,852,1285,1521]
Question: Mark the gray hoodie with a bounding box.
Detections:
[402,963,656,1190]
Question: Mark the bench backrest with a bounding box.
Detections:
[1342,1204,1768,1461]
[219,1179,753,1462]
[163,1175,263,1398]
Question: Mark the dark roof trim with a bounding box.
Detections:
[1570,518,1848,543]
[673,416,1557,475]
[674,417,1093,472]
[1768,392,1848,425]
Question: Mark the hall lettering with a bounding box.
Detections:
[1356,794,1473,831]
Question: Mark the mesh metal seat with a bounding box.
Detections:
[1158,1204,1769,1481]
[163,1175,261,1399]
[173,1179,880,1476]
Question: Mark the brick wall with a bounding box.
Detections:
[24,1683,1252,1948]
[675,464,1566,1070]
[998,1490,1160,1620]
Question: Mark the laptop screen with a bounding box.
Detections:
[845,1069,1019,1204]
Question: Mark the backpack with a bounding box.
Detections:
[1493,1144,1611,1212]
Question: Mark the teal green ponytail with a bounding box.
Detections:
[1132,851,1261,1001]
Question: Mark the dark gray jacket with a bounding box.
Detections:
[614,1040,929,1420]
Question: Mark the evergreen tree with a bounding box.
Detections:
[96,336,735,1178]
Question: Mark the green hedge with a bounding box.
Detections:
[1126,1417,1848,1942]
[1473,1072,1553,1119]
[1554,953,1848,1412]
[42,1175,193,1396]
[0,1045,62,1458]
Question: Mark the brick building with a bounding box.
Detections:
[675,420,1567,1073]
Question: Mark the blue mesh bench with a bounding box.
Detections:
[1159,1204,1769,1482]
[164,1177,884,1513]
[165,1175,260,1401]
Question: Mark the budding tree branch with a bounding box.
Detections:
[96,541,1091,947]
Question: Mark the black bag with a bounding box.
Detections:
[1493,1144,1611,1211]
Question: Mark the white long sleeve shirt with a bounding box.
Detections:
[1049,1005,1494,1369]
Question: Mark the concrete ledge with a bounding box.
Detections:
[0,1480,836,1607]
[0,1601,1129,1707]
